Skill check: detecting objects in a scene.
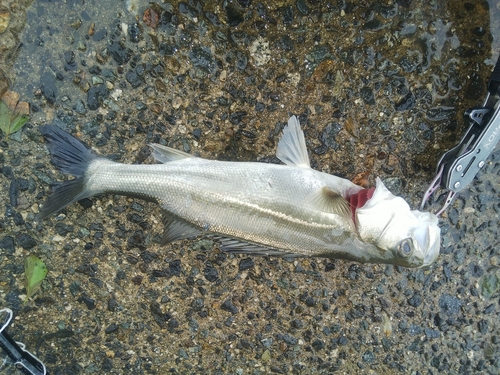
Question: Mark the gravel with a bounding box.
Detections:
[0,0,499,374]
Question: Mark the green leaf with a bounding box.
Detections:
[10,114,29,134]
[0,99,30,140]
[0,100,9,135]
[24,255,48,300]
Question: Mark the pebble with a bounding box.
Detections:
[73,99,86,114]
[239,258,254,271]
[426,106,455,121]
[221,299,238,314]
[189,46,216,74]
[438,294,463,316]
[40,71,57,104]
[128,22,142,42]
[0,236,15,254]
[108,41,133,65]
[395,92,415,111]
[16,233,37,250]
[203,262,218,282]
[78,294,96,310]
[87,84,109,110]
[320,122,342,151]
[225,5,243,27]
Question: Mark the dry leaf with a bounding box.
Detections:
[0,8,10,34]
[345,117,358,137]
[352,170,370,187]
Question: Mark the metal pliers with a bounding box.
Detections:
[0,308,47,375]
[421,55,500,216]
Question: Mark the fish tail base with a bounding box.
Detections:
[36,125,100,220]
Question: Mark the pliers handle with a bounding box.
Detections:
[0,308,47,375]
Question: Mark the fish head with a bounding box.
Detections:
[355,177,441,268]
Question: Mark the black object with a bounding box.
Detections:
[0,308,47,375]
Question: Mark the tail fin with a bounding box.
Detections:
[36,125,98,221]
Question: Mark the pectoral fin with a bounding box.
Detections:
[312,187,351,219]
[149,143,196,163]
[276,116,311,168]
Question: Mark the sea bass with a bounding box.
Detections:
[37,116,440,268]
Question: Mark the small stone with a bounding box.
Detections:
[226,5,243,27]
[108,41,133,65]
[169,260,182,276]
[312,339,324,351]
[105,323,119,334]
[408,294,422,307]
[360,86,376,105]
[478,319,488,334]
[126,70,143,88]
[189,46,216,74]
[54,223,74,236]
[395,92,415,111]
[0,236,15,254]
[203,263,218,282]
[73,99,86,114]
[91,76,104,85]
[40,72,57,104]
[438,294,462,316]
[221,299,238,314]
[191,298,204,311]
[296,0,310,15]
[87,84,109,110]
[426,106,455,121]
[16,233,37,250]
[128,22,142,43]
[362,350,375,363]
[424,328,440,338]
[78,294,96,310]
[239,258,254,271]
[321,122,342,150]
[282,334,298,346]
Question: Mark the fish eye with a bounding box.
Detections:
[397,239,413,258]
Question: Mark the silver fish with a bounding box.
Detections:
[37,116,440,268]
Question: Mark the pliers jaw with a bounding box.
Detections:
[420,164,457,216]
[421,55,500,216]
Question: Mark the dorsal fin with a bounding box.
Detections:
[276,116,311,168]
[149,143,196,163]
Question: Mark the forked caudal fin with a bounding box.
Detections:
[36,125,99,221]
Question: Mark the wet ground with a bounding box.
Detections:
[1,0,500,374]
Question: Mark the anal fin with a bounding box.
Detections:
[162,212,202,244]
[215,237,300,258]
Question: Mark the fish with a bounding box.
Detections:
[36,116,441,268]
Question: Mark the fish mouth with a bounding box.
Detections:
[411,210,441,267]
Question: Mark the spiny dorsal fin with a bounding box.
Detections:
[149,143,196,163]
[312,186,351,219]
[276,116,311,168]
